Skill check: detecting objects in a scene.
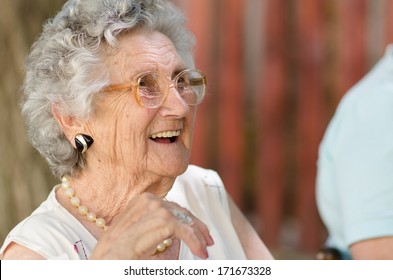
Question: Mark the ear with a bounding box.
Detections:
[51,104,85,149]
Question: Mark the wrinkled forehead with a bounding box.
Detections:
[104,31,186,82]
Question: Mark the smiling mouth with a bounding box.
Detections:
[149,130,181,143]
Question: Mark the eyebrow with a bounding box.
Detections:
[172,68,185,78]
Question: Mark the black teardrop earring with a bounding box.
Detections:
[75,134,94,154]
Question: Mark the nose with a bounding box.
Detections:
[158,85,191,118]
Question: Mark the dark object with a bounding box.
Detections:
[316,247,342,260]
[75,134,94,153]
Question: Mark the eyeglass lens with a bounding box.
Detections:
[137,70,205,108]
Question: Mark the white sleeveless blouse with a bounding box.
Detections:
[0,165,246,260]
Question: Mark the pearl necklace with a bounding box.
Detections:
[60,176,172,254]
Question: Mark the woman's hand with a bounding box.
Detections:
[90,192,214,259]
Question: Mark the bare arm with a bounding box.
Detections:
[1,242,46,260]
[228,196,274,259]
[350,237,393,259]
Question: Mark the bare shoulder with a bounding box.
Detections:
[1,242,45,260]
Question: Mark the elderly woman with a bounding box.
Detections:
[0,0,272,260]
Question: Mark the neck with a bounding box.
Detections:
[58,167,176,227]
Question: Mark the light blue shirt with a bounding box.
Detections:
[316,45,393,259]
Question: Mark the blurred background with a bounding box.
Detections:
[1,0,392,259]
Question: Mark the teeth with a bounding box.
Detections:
[150,130,180,139]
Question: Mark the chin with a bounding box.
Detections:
[156,158,190,178]
[171,160,190,176]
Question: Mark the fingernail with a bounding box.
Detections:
[203,248,209,259]
[208,235,214,246]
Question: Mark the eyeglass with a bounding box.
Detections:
[102,69,207,108]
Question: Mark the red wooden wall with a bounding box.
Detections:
[174,0,393,257]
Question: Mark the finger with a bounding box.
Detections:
[171,208,194,225]
[182,212,214,246]
[148,205,211,259]
[172,221,209,259]
[168,205,214,247]
[132,226,169,257]
[149,203,208,258]
[195,223,214,247]
[162,208,209,258]
[137,210,209,259]
[120,212,176,258]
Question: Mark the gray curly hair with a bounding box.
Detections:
[21,0,195,179]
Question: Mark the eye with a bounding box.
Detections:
[176,75,191,92]
[138,74,161,96]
